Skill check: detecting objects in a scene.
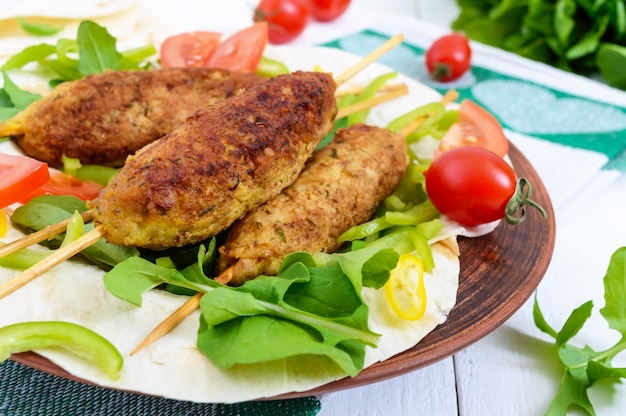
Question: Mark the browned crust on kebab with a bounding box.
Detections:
[1,68,265,167]
[88,71,337,250]
[216,123,409,285]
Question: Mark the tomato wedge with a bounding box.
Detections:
[0,153,50,208]
[24,170,103,202]
[204,22,268,72]
[435,99,509,158]
[160,31,222,68]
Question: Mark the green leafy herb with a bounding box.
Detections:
[76,20,121,75]
[18,17,64,36]
[453,0,626,90]
[0,20,156,85]
[534,247,626,415]
[104,250,380,376]
[0,71,42,121]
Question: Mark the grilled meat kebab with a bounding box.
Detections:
[0,68,265,167]
[88,71,338,250]
[216,123,409,285]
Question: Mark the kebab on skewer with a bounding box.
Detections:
[0,34,405,300]
[0,67,266,168]
[130,90,459,354]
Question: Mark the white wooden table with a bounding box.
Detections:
[3,1,618,414]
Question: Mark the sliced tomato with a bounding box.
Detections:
[0,153,50,208]
[23,170,104,202]
[204,22,268,72]
[160,31,222,68]
[435,99,509,158]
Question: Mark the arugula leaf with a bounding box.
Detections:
[0,71,42,121]
[535,246,626,415]
[197,258,377,376]
[104,250,379,376]
[77,20,121,75]
[555,300,593,348]
[1,44,57,70]
[600,247,626,332]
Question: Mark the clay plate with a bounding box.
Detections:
[13,142,555,400]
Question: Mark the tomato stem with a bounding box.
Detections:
[505,178,547,224]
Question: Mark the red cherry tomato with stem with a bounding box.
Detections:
[425,33,472,82]
[254,0,311,44]
[307,0,351,22]
[425,146,546,227]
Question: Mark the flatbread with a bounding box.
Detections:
[0,0,136,21]
[0,2,167,60]
[0,46,461,403]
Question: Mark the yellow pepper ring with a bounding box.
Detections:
[0,209,7,238]
[384,253,427,320]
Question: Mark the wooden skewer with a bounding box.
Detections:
[335,82,406,97]
[0,85,407,266]
[131,89,456,356]
[334,34,404,87]
[0,211,93,259]
[399,89,460,138]
[0,225,104,300]
[130,291,203,356]
[336,84,409,119]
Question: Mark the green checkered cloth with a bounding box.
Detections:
[0,360,320,416]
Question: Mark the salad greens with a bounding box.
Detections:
[453,0,626,90]
[534,247,626,415]
[1,20,156,81]
[9,195,138,268]
[104,248,381,376]
[0,20,156,122]
[0,71,41,121]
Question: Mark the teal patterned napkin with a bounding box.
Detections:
[0,360,320,416]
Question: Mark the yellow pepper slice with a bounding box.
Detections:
[0,209,7,238]
[384,253,427,320]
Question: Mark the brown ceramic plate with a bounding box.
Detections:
[12,142,555,399]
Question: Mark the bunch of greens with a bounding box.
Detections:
[0,20,156,122]
[453,0,626,90]
[534,246,626,415]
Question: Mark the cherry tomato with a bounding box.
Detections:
[425,146,517,227]
[425,33,471,82]
[435,99,509,158]
[160,31,222,68]
[254,0,311,44]
[0,153,50,208]
[307,0,351,21]
[205,22,268,72]
[25,170,104,202]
